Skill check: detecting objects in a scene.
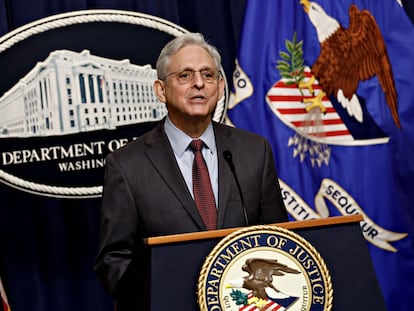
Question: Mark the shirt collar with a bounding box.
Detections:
[164,116,216,157]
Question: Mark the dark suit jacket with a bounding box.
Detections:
[94,120,287,307]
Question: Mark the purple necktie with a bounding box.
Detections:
[189,139,217,230]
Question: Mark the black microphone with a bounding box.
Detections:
[223,150,249,227]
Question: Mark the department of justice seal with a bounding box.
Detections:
[197,225,333,311]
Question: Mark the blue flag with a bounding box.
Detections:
[226,1,414,310]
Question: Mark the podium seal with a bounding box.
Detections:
[197,225,333,311]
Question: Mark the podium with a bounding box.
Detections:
[130,215,386,310]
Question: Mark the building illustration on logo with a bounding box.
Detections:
[0,49,167,137]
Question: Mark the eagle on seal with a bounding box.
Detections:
[228,258,301,300]
[299,0,400,128]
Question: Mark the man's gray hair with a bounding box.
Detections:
[156,32,222,80]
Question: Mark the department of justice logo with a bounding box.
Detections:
[0,10,229,198]
[198,225,332,311]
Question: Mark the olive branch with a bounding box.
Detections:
[276,32,305,95]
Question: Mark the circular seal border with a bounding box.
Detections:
[0,9,229,198]
[197,225,333,311]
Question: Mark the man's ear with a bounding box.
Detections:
[218,77,225,100]
[153,80,166,103]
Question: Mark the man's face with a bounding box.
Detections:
[159,44,224,128]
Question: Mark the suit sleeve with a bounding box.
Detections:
[94,152,141,297]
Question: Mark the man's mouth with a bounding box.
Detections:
[189,95,206,102]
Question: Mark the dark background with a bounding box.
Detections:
[0,1,413,311]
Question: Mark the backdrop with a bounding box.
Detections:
[0,2,246,311]
[0,1,413,311]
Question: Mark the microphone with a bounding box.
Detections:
[223,150,249,227]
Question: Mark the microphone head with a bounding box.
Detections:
[223,150,232,161]
[223,150,235,172]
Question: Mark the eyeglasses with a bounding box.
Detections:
[162,69,221,84]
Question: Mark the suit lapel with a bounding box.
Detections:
[214,123,235,229]
[143,122,206,230]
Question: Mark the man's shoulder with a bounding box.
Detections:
[213,122,266,141]
[110,122,164,157]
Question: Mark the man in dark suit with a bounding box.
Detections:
[94,32,288,310]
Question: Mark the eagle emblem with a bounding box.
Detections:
[266,1,400,166]
[300,0,400,128]
[227,258,301,309]
[230,258,301,299]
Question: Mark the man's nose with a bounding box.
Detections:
[192,71,205,87]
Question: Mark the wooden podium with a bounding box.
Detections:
[125,215,386,310]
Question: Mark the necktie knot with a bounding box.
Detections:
[190,139,204,152]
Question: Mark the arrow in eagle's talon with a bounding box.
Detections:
[303,91,326,114]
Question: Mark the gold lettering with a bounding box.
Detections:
[312,295,324,304]
[312,283,324,295]
[209,268,223,279]
[207,295,219,305]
